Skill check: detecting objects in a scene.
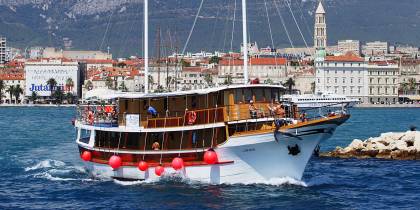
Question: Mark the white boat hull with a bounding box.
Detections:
[82,121,340,184]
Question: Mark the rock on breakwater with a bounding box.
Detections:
[321,131,420,160]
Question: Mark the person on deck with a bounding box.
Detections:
[249,100,258,118]
[147,105,158,118]
[152,142,160,150]
[275,103,285,118]
[266,100,276,117]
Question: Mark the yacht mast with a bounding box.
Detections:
[242,0,248,84]
[144,0,149,93]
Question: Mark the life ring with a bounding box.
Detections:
[187,111,197,125]
[88,111,94,125]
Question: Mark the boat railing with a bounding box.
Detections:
[76,104,119,127]
[145,107,226,128]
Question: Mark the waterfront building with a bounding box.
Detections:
[367,61,399,104]
[24,59,81,99]
[217,57,287,85]
[399,59,420,98]
[0,37,6,64]
[338,40,361,56]
[314,1,327,50]
[315,52,369,103]
[0,68,25,104]
[43,47,112,60]
[28,47,44,59]
[362,41,389,56]
[240,42,259,56]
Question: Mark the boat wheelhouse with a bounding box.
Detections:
[75,84,349,183]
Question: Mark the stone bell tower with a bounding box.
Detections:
[314,1,327,50]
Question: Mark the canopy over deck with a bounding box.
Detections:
[99,84,285,100]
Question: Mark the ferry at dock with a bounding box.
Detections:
[74,84,350,183]
[282,92,360,108]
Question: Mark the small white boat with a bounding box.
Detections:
[282,92,360,108]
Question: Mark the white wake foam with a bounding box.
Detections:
[25,159,93,182]
[24,159,66,171]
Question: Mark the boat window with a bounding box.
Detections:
[80,129,90,144]
[264,88,272,101]
[234,89,243,103]
[244,89,252,102]
[254,88,264,102]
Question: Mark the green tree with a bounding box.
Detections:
[105,77,114,90]
[283,78,296,94]
[209,56,220,64]
[204,74,213,87]
[408,78,417,92]
[0,80,4,104]
[180,59,190,67]
[85,80,93,90]
[310,81,316,93]
[400,82,409,95]
[148,75,154,90]
[66,78,74,92]
[223,75,233,85]
[6,85,15,104]
[118,81,128,92]
[13,85,23,103]
[52,87,64,104]
[29,91,38,104]
[264,78,274,85]
[46,78,57,97]
[66,92,74,104]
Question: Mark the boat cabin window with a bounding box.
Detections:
[254,88,264,102]
[79,129,91,144]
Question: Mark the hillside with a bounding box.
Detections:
[0,0,419,57]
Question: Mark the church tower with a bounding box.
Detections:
[314,1,327,50]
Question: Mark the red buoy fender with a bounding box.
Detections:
[171,157,184,170]
[138,161,149,171]
[155,165,165,176]
[109,155,122,169]
[81,151,92,161]
[204,150,218,164]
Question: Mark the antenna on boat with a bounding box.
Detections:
[242,0,248,84]
[144,0,149,94]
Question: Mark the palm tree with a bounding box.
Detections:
[223,75,233,85]
[6,85,15,104]
[85,80,93,90]
[148,75,154,90]
[105,77,113,89]
[408,78,417,94]
[310,82,316,93]
[13,85,23,103]
[283,78,296,94]
[53,87,64,104]
[204,74,213,87]
[66,78,74,92]
[46,78,57,97]
[0,80,5,104]
[66,92,74,104]
[119,81,128,92]
[400,82,409,95]
[29,91,38,104]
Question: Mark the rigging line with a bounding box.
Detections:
[222,2,233,53]
[273,0,294,49]
[230,0,237,53]
[99,8,115,51]
[182,0,205,55]
[296,1,313,40]
[209,6,221,51]
[263,0,278,68]
[284,0,309,48]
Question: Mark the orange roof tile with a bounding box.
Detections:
[325,52,364,62]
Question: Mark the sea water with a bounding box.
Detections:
[0,107,419,209]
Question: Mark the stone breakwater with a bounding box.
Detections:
[321,131,420,160]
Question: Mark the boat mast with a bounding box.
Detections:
[242,0,248,84]
[144,0,149,93]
